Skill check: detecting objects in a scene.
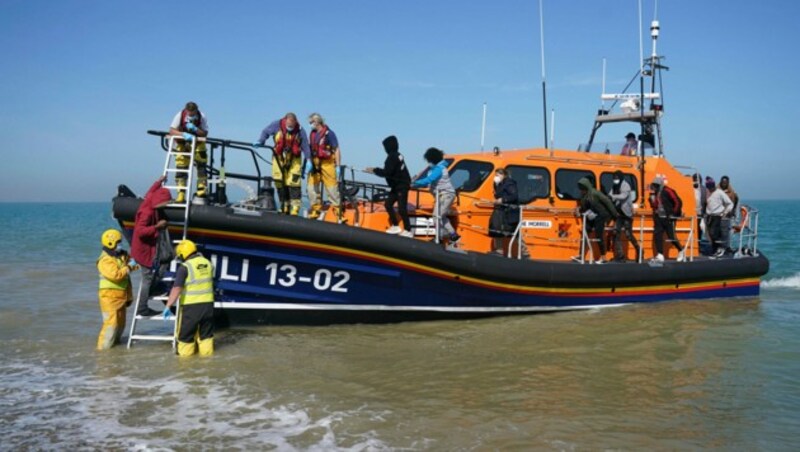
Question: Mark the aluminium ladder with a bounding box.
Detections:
[127,135,198,349]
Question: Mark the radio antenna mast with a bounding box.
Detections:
[539,0,549,149]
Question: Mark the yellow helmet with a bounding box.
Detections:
[175,239,197,260]
[101,229,123,249]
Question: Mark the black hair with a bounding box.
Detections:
[424,147,444,164]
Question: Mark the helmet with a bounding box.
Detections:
[175,239,197,260]
[101,229,123,248]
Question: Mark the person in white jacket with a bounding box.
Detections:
[704,178,733,258]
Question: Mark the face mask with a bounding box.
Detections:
[612,179,621,184]
[286,126,295,132]
[186,115,197,122]
[428,162,435,168]
[494,175,503,184]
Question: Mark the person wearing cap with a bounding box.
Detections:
[648,176,686,263]
[168,101,209,204]
[608,171,640,261]
[490,168,529,257]
[692,173,708,241]
[704,178,734,258]
[365,136,413,237]
[621,132,638,156]
[718,175,739,252]
[253,113,311,216]
[97,229,139,350]
[163,240,215,357]
[305,113,342,220]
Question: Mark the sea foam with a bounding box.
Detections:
[761,272,800,290]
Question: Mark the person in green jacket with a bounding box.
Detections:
[576,177,618,264]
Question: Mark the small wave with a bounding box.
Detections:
[761,272,800,289]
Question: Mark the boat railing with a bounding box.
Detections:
[735,205,760,257]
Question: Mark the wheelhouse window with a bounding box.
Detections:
[505,165,550,204]
[555,169,596,201]
[600,172,638,197]
[448,160,494,192]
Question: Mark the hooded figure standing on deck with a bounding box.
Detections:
[609,171,640,261]
[168,101,209,204]
[719,175,739,253]
[649,176,686,263]
[305,113,341,220]
[131,176,173,317]
[254,113,311,216]
[97,229,139,350]
[366,135,412,237]
[576,177,618,264]
[163,240,215,357]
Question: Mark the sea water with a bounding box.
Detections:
[1,201,798,450]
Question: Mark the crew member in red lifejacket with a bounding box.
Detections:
[168,101,209,204]
[254,113,310,215]
[305,113,342,220]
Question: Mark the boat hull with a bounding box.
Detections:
[113,196,768,325]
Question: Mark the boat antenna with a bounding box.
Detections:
[480,102,487,152]
[539,0,549,149]
[601,58,607,111]
[549,109,555,152]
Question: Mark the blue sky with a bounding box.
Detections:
[1,0,798,201]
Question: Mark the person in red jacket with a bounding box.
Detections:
[131,176,172,317]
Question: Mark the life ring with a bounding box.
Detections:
[732,206,748,233]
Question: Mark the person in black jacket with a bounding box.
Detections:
[576,177,618,263]
[366,136,413,237]
[489,169,528,257]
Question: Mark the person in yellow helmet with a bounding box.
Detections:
[163,240,215,357]
[97,229,139,350]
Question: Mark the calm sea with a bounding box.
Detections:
[1,201,798,450]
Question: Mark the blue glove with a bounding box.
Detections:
[185,122,197,132]
[336,166,342,180]
[304,160,313,177]
[182,132,194,141]
[129,259,136,267]
[252,142,262,148]
[163,307,172,319]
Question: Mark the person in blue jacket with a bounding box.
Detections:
[411,147,460,244]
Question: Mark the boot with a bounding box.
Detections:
[308,209,321,220]
[176,178,187,204]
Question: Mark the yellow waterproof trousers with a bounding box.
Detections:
[307,158,340,216]
[176,142,208,199]
[272,153,303,215]
[97,289,128,350]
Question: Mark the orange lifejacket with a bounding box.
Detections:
[733,206,749,232]
[179,109,203,132]
[274,118,302,157]
[310,126,334,159]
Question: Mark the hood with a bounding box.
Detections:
[382,135,399,153]
[577,177,593,191]
[146,187,172,208]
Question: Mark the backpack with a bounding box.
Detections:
[663,186,683,217]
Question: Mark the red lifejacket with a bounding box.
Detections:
[274,118,302,157]
[310,126,334,159]
[179,109,203,132]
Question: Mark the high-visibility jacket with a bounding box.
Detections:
[180,255,214,306]
[310,126,334,159]
[274,118,302,157]
[97,251,130,291]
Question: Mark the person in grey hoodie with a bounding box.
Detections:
[704,178,734,257]
[411,147,460,244]
[609,171,640,261]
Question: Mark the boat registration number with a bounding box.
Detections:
[264,262,350,293]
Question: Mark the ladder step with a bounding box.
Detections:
[149,295,169,301]
[164,168,192,173]
[130,334,174,342]
[165,203,189,208]
[134,315,176,321]
[163,185,185,190]
[168,151,193,156]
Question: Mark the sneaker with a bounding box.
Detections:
[386,225,402,234]
[399,230,414,238]
[136,308,161,318]
[714,248,726,257]
[449,233,461,243]
[595,257,607,265]
[676,249,686,263]
[650,253,665,263]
